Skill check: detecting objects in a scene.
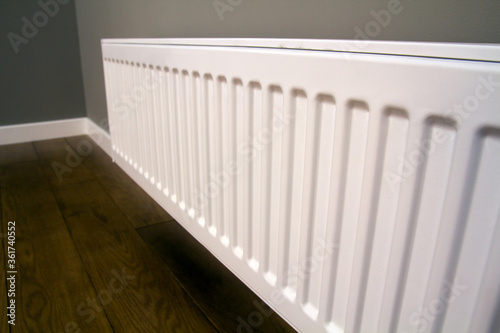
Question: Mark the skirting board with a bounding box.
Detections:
[0,118,112,158]
[85,118,113,157]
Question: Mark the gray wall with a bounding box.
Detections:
[0,0,86,127]
[75,0,500,131]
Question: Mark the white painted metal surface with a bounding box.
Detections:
[101,39,500,333]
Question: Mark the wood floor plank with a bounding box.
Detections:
[0,142,38,166]
[138,221,297,333]
[65,136,173,228]
[0,162,113,333]
[52,179,217,333]
[32,139,96,187]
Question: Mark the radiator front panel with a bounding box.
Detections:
[102,42,500,333]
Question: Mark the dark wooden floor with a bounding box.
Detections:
[0,136,296,333]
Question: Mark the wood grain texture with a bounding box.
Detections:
[52,179,217,333]
[138,221,297,333]
[0,162,112,333]
[65,136,173,228]
[0,142,38,166]
[33,139,96,187]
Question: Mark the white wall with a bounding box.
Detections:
[75,0,500,130]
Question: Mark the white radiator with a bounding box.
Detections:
[101,39,500,333]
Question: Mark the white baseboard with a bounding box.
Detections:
[84,118,112,158]
[0,118,87,146]
[0,117,112,158]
